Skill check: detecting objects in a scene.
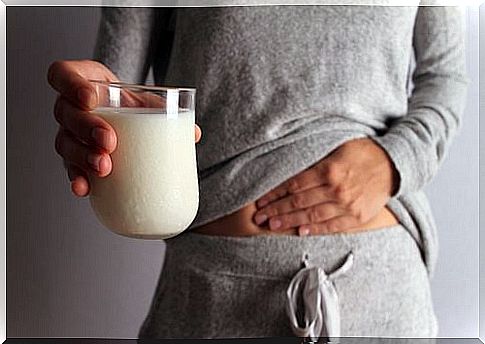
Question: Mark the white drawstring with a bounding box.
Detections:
[286,251,354,342]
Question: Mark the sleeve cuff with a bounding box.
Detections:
[369,132,425,198]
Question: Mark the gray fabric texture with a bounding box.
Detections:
[137,225,438,338]
[93,5,468,278]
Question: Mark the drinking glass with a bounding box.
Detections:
[88,80,198,239]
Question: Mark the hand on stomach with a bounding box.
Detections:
[193,137,401,237]
[192,202,399,237]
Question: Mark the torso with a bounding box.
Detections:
[159,6,418,231]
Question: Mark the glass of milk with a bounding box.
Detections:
[88,80,198,240]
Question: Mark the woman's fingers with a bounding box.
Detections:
[55,129,112,177]
[253,186,334,223]
[66,163,90,197]
[264,202,343,232]
[195,125,202,143]
[54,97,117,152]
[48,60,122,197]
[298,215,360,236]
[120,88,166,108]
[255,182,290,208]
[47,60,119,110]
[48,61,98,110]
[256,164,327,208]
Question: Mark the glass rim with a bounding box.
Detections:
[88,79,196,93]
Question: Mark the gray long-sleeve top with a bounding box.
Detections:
[94,5,468,278]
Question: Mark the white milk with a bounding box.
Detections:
[89,107,199,239]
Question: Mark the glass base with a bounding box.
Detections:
[111,230,182,240]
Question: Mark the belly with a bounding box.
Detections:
[192,201,399,237]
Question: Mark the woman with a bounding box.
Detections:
[48,5,468,339]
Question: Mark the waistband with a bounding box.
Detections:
[165,224,416,280]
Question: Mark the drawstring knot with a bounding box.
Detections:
[286,251,354,342]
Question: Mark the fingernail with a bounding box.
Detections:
[269,218,281,230]
[299,226,310,236]
[70,181,78,195]
[78,87,96,109]
[87,153,101,171]
[257,199,268,208]
[98,155,111,174]
[91,127,113,150]
[254,213,267,225]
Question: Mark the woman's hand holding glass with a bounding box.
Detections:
[48,59,202,197]
[253,138,400,236]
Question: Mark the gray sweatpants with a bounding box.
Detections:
[138,224,438,339]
